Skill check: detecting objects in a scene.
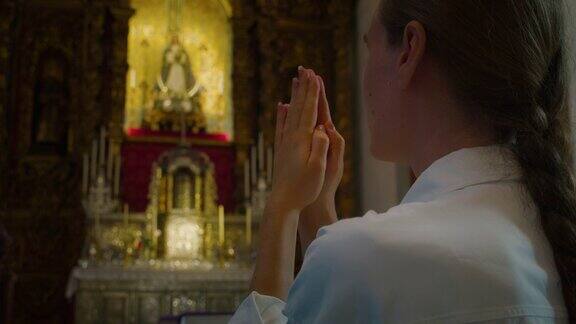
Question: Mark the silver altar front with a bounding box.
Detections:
[67,265,252,323]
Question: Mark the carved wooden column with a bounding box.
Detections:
[230,0,258,206]
[328,0,358,219]
[0,1,133,322]
[104,5,134,144]
[0,1,14,206]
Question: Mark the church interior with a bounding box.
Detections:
[5,0,575,323]
[0,0,415,323]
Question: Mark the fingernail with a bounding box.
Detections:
[317,124,325,131]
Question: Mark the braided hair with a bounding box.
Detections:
[381,0,576,320]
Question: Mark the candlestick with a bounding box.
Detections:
[195,175,202,211]
[114,154,121,197]
[258,132,264,172]
[99,127,106,167]
[95,212,101,245]
[123,203,129,227]
[250,147,257,185]
[91,140,98,181]
[244,161,250,200]
[218,205,225,245]
[267,147,273,185]
[246,205,252,245]
[82,153,89,195]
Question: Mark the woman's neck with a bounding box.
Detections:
[407,115,497,178]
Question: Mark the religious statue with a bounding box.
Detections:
[145,35,207,133]
[31,50,70,154]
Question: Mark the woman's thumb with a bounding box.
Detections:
[309,124,330,167]
[327,128,345,160]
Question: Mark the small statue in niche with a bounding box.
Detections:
[147,35,206,133]
[31,50,70,154]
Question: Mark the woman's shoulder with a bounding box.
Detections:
[306,195,551,292]
[299,203,567,323]
[304,205,459,285]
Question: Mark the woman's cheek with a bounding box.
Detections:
[363,65,379,116]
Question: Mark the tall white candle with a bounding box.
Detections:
[250,147,257,185]
[114,154,121,197]
[266,147,273,184]
[95,212,101,244]
[123,203,129,227]
[195,176,202,211]
[91,140,98,181]
[246,205,252,245]
[99,127,106,167]
[258,132,264,171]
[218,205,225,245]
[244,161,250,199]
[82,153,89,195]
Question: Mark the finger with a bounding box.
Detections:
[327,128,345,164]
[308,124,330,167]
[289,77,299,106]
[318,76,334,129]
[274,103,288,153]
[286,67,309,130]
[300,70,320,131]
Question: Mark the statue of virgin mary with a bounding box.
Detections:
[156,35,201,113]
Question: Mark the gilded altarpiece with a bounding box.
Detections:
[0,0,358,323]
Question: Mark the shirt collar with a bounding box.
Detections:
[400,145,522,204]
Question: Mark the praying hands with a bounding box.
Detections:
[249,67,345,300]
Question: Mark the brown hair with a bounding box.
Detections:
[380,0,576,320]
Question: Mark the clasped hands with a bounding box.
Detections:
[267,67,345,218]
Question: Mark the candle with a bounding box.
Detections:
[195,176,202,211]
[107,142,115,181]
[95,212,101,243]
[218,205,225,245]
[123,203,129,227]
[82,153,89,195]
[99,127,106,167]
[258,132,264,172]
[250,147,257,185]
[267,147,273,185]
[91,139,98,181]
[114,154,121,197]
[244,161,250,199]
[246,205,252,245]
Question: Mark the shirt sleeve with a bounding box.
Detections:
[228,291,288,324]
[230,219,366,324]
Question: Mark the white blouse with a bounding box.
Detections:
[229,145,568,323]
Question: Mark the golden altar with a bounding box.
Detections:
[69,1,267,322]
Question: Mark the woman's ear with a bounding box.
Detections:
[396,20,427,90]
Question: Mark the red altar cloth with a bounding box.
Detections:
[121,130,236,212]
